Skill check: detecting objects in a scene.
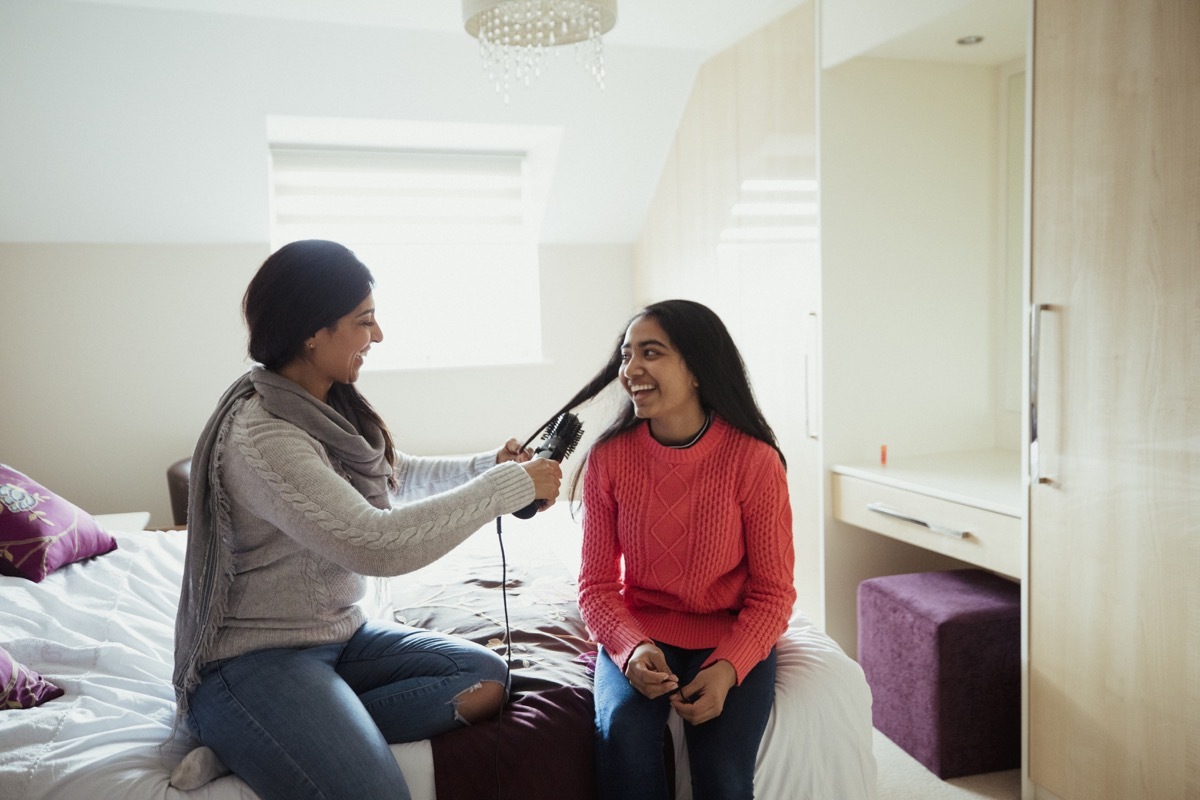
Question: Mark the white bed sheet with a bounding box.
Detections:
[0,528,432,800]
[673,617,879,799]
[0,511,877,800]
[433,508,880,800]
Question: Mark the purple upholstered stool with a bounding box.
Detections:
[857,569,1020,779]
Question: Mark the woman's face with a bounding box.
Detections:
[619,315,703,434]
[308,292,383,387]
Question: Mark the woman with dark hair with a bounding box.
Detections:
[554,299,795,800]
[172,240,561,800]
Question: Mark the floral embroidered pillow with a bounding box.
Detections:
[0,464,118,583]
[0,645,64,709]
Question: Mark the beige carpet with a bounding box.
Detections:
[874,729,1020,800]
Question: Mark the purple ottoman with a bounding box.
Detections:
[857,569,1020,779]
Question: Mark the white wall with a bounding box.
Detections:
[0,242,632,526]
[821,57,1002,466]
[819,56,1011,650]
[821,0,1004,68]
[0,0,702,245]
[0,243,261,525]
[0,0,654,525]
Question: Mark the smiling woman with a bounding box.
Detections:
[280,293,383,402]
[521,299,794,799]
[618,314,706,445]
[169,238,566,800]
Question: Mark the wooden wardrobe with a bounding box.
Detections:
[1025,0,1198,798]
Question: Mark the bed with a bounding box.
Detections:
[0,492,877,799]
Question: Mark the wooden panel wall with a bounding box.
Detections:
[633,4,823,622]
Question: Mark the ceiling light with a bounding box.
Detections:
[956,35,985,46]
[463,0,618,103]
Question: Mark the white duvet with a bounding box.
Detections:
[0,528,432,800]
[0,514,876,800]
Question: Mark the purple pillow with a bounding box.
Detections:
[0,645,64,709]
[0,464,118,583]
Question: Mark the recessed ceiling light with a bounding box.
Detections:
[957,35,985,45]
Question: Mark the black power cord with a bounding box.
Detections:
[493,514,512,799]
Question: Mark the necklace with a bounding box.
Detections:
[668,411,713,449]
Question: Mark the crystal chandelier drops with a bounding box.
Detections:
[462,0,618,103]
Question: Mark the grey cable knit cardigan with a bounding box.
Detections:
[173,369,534,718]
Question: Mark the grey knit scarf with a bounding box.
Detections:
[172,367,392,720]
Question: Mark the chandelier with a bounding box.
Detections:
[462,0,618,102]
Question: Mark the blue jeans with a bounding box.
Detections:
[594,642,777,800]
[186,621,510,800]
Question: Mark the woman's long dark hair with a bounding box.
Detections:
[529,299,785,501]
[243,239,396,474]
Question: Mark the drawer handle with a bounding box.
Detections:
[866,502,968,539]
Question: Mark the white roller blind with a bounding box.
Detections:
[269,145,543,369]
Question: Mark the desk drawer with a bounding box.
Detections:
[832,474,1021,579]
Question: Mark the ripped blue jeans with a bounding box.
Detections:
[186,621,510,800]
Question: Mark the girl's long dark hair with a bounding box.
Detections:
[243,239,396,475]
[527,299,785,500]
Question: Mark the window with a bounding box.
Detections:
[267,118,561,370]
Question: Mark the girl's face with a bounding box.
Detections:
[307,292,383,389]
[619,315,704,440]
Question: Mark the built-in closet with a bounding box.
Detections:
[633,0,1197,797]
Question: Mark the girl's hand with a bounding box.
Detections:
[670,660,737,725]
[497,438,533,463]
[624,642,679,699]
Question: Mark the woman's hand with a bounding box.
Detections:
[496,438,533,464]
[520,458,561,505]
[624,642,679,699]
[670,660,737,725]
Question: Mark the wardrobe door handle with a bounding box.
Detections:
[1029,303,1057,485]
[866,502,967,539]
[805,311,819,440]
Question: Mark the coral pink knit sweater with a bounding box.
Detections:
[578,416,795,683]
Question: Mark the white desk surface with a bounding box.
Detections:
[832,449,1023,518]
